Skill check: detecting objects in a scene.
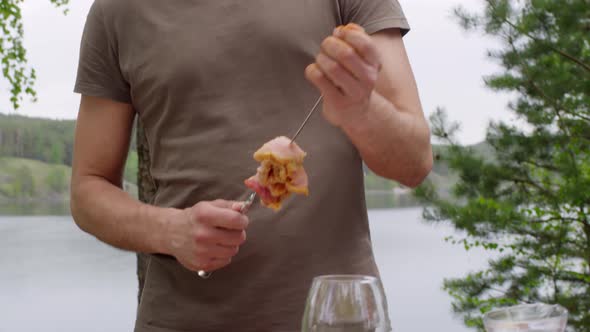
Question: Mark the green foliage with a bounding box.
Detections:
[416,1,590,331]
[11,165,34,197]
[0,157,138,208]
[49,141,64,164]
[0,157,69,199]
[0,113,75,165]
[0,114,138,168]
[0,0,69,110]
[45,166,66,193]
[124,151,138,185]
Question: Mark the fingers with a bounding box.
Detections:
[209,199,247,212]
[195,225,247,247]
[307,24,380,101]
[320,36,377,85]
[315,52,365,99]
[174,200,252,274]
[198,257,232,273]
[191,201,249,230]
[198,243,240,260]
[334,24,381,70]
[305,63,343,100]
[191,242,240,272]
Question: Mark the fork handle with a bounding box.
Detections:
[197,193,256,279]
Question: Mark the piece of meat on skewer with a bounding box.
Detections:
[244,136,309,211]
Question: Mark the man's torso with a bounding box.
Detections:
[95,1,379,330]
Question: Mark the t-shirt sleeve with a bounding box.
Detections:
[339,0,410,36]
[74,1,131,104]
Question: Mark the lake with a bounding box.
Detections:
[0,208,493,332]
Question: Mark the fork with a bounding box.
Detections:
[197,95,322,279]
[197,192,256,279]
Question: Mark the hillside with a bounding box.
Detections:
[0,113,138,184]
[0,113,488,212]
[0,157,71,201]
[0,157,137,214]
[0,114,76,166]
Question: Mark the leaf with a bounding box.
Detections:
[0,0,69,110]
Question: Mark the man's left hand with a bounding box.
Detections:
[305,23,381,129]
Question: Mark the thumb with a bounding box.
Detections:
[209,199,245,212]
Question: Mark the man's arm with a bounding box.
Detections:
[305,25,432,187]
[70,96,166,253]
[70,96,248,272]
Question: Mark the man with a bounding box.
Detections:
[71,0,432,331]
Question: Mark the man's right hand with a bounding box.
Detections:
[71,96,250,271]
[164,199,250,273]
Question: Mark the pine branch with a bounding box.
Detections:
[509,175,557,199]
[561,110,590,123]
[508,40,582,181]
[485,0,590,73]
[514,262,590,285]
[522,159,559,172]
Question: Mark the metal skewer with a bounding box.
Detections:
[290,95,323,143]
[198,96,322,279]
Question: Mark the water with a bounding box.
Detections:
[0,216,137,332]
[0,208,494,332]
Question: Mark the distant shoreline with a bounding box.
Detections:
[0,200,70,216]
[0,193,423,216]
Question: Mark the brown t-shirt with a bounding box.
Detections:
[75,1,409,331]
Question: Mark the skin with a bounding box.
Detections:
[70,25,431,273]
[305,24,432,187]
[70,97,248,273]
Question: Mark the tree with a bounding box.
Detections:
[45,166,66,193]
[416,1,590,331]
[0,0,69,110]
[49,141,63,164]
[12,165,34,197]
[124,149,138,185]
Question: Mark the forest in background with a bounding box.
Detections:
[0,112,480,212]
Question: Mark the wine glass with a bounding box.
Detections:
[301,275,391,332]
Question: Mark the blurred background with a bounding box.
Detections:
[1,0,588,331]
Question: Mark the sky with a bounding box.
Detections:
[0,0,516,145]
